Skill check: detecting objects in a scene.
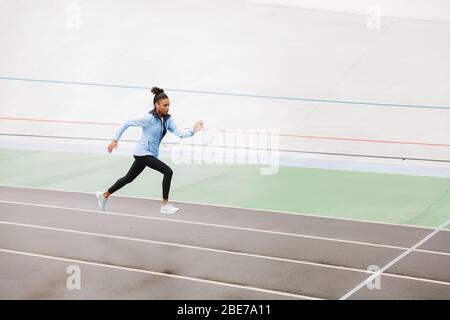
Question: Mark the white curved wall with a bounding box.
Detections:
[0,0,449,172]
[239,0,450,22]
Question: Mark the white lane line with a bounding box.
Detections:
[0,248,319,300]
[0,220,368,273]
[1,220,450,287]
[1,184,446,232]
[1,199,448,256]
[340,218,450,300]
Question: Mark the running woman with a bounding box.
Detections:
[96,86,204,214]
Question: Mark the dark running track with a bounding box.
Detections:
[0,186,449,299]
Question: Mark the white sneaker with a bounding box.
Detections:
[96,191,108,211]
[160,203,180,214]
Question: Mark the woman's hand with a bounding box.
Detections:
[193,120,204,133]
[108,140,118,153]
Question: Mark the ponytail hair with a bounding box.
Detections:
[151,86,168,106]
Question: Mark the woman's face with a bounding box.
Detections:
[156,98,170,116]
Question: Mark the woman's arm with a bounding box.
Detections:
[167,118,203,138]
[112,115,151,141]
[108,115,151,153]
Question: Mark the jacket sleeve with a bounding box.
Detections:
[112,115,151,141]
[167,117,194,138]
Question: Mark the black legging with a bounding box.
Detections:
[108,155,173,200]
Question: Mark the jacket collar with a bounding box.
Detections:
[150,108,171,120]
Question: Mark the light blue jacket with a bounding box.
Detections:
[112,109,194,157]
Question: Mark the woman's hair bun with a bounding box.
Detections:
[151,86,164,95]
